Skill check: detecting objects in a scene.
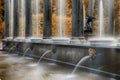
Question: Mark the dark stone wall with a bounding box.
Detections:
[2,41,120,77]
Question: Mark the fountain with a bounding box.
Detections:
[22,48,30,58]
[8,45,16,53]
[21,48,32,59]
[72,56,90,74]
[27,46,56,64]
[72,48,96,74]
[88,0,117,45]
[2,0,120,79]
[3,44,18,56]
[52,0,70,43]
[22,48,33,58]
[26,50,52,67]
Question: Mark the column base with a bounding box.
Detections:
[3,37,14,41]
[42,39,53,43]
[88,37,117,46]
[14,37,26,42]
[25,37,42,43]
[70,37,86,44]
[52,37,70,44]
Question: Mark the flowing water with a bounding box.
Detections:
[26,50,52,67]
[99,0,104,37]
[57,0,66,37]
[8,45,16,53]
[83,4,86,28]
[37,50,51,63]
[22,48,31,58]
[72,56,90,74]
[0,51,116,80]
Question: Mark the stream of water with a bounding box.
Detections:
[57,0,66,37]
[0,52,114,80]
[72,56,90,74]
[99,0,104,37]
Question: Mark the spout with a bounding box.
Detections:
[88,48,96,59]
[51,45,57,54]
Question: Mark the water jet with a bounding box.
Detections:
[88,0,116,45]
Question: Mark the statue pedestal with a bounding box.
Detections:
[14,37,26,42]
[52,37,70,44]
[4,37,13,41]
[88,37,117,46]
[30,37,42,43]
[70,37,86,44]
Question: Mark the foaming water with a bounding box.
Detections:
[47,63,56,66]
[57,0,66,37]
[24,57,33,60]
[72,56,90,74]
[109,78,116,80]
[0,53,116,80]
[5,64,48,80]
[48,74,77,80]
[2,57,26,63]
[65,74,77,79]
[26,63,39,67]
[0,53,9,57]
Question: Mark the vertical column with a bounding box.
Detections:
[43,0,52,39]
[79,0,84,37]
[72,0,84,38]
[13,0,19,37]
[89,0,94,16]
[108,0,114,36]
[89,0,94,31]
[4,0,9,37]
[25,0,32,37]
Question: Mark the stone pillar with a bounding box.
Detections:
[72,0,84,39]
[43,0,52,39]
[89,0,94,32]
[25,0,32,37]
[13,0,19,37]
[4,0,9,37]
[89,0,94,16]
[108,0,114,36]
